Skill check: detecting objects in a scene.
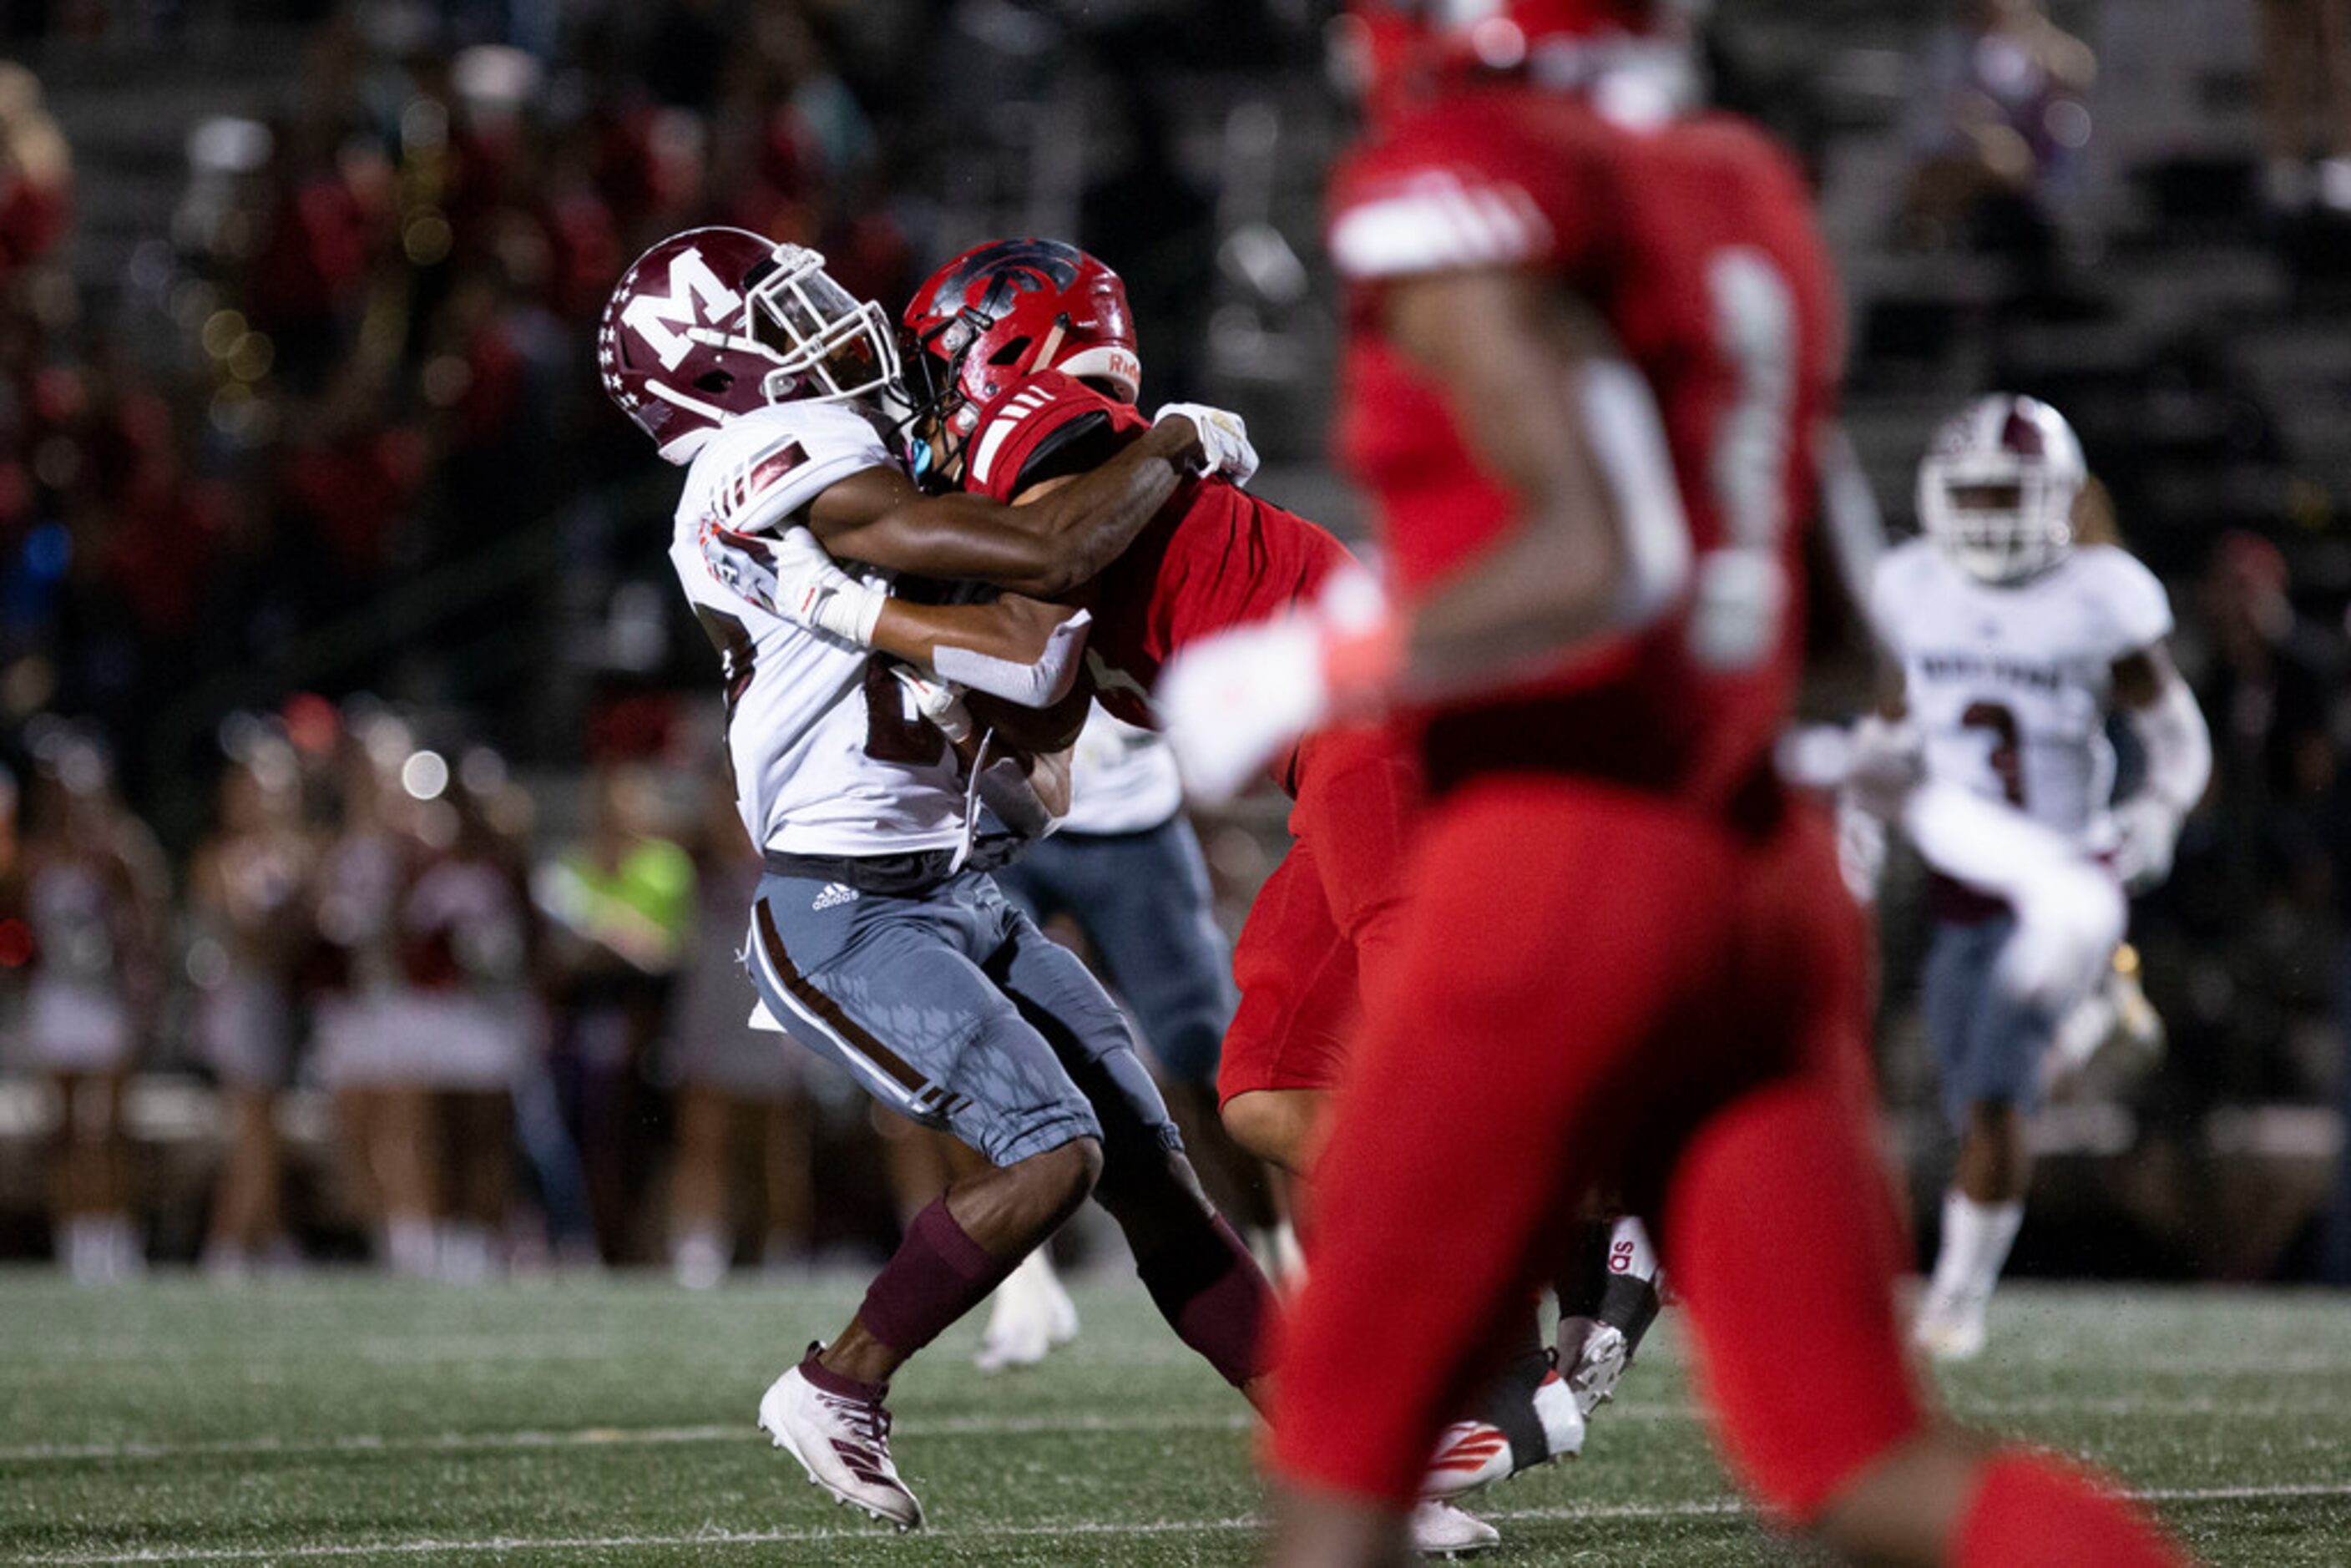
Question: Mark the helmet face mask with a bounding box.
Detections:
[1917,395,2085,586]
[742,247,902,406]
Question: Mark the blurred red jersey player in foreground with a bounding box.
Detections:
[1156,2,2194,1563]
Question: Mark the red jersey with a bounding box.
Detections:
[960,370,1358,730]
[1327,86,1843,812]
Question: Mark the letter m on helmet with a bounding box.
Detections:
[621,251,744,371]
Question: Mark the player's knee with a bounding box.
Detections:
[1018,1133,1105,1211]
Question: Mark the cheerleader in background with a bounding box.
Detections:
[662,772,836,1288]
[400,748,535,1283]
[13,726,167,1285]
[189,725,316,1277]
[311,715,435,1276]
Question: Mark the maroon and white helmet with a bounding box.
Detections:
[1916,393,2087,584]
[598,226,901,464]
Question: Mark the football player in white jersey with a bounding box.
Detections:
[1869,394,2212,1360]
[600,228,1277,1530]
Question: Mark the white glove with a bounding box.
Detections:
[1900,781,2124,1015]
[1156,616,1328,803]
[2107,795,2181,893]
[890,664,973,745]
[1834,792,1888,906]
[772,526,886,646]
[1154,402,1260,488]
[1155,568,1395,803]
[1843,714,1925,821]
[1996,854,2127,1018]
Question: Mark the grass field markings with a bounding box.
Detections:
[13,1389,2350,1468]
[8,1482,2347,1565]
[0,1411,1266,1465]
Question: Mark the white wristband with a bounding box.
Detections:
[808,578,887,647]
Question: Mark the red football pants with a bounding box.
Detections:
[1267,776,1923,1521]
[1219,725,1418,1105]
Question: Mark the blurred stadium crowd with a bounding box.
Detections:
[2,0,2350,1286]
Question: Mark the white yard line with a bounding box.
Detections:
[7,1391,2348,1467]
[7,1483,2347,1565]
[0,1412,1259,1464]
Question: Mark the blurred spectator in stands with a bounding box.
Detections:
[1898,0,2095,266]
[311,712,438,1277]
[272,362,430,623]
[189,722,314,1278]
[0,64,70,286]
[242,119,375,393]
[2153,533,2342,1115]
[2181,532,2339,903]
[8,722,167,1285]
[2257,0,2351,212]
[1080,36,1215,404]
[400,745,534,1282]
[661,772,831,1288]
[534,761,691,1263]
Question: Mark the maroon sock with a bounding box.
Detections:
[855,1198,1015,1360]
[799,1344,887,1404]
[1135,1216,1277,1387]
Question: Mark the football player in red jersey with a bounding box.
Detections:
[759,240,1604,1546]
[892,240,1407,1182]
[1154,3,2195,1564]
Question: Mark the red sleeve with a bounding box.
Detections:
[962,369,1148,503]
[1325,95,1594,286]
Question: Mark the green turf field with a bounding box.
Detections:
[0,1273,2345,1565]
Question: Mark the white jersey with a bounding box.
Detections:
[1062,704,1184,836]
[1872,539,2173,843]
[669,400,968,858]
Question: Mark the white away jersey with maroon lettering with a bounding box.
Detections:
[669,401,968,857]
[1872,539,2173,842]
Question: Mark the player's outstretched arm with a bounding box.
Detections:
[805,415,1209,597]
[2106,643,2212,890]
[766,525,1091,708]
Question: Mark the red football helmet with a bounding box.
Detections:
[1345,0,1700,114]
[599,226,901,463]
[899,239,1140,463]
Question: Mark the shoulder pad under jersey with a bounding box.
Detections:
[684,401,897,536]
[963,370,1147,503]
[1327,98,1580,283]
[2071,544,2174,658]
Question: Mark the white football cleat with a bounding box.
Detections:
[1419,1364,1585,1501]
[1566,1323,1629,1419]
[1037,1252,1079,1348]
[1532,1362,1587,1454]
[1420,1419,1514,1500]
[1409,1499,1500,1557]
[973,1249,1077,1373]
[1913,1288,1989,1363]
[757,1348,924,1530]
